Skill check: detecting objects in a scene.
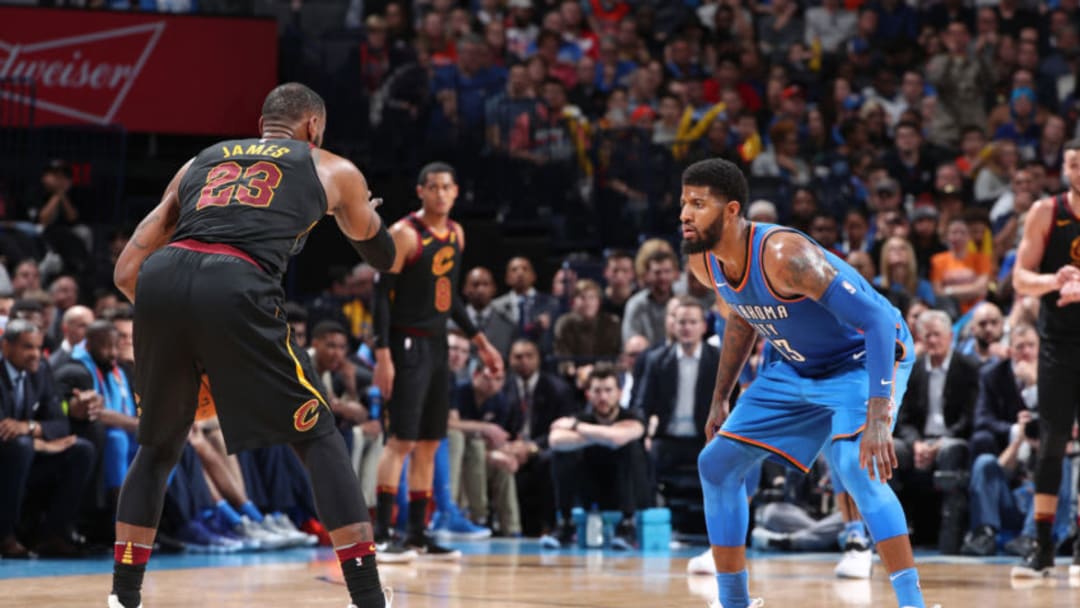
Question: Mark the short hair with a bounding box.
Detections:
[510,338,540,355]
[311,320,348,341]
[103,304,134,322]
[605,249,633,265]
[62,305,93,325]
[86,319,117,341]
[586,361,620,389]
[2,319,39,343]
[768,119,798,145]
[1010,322,1037,342]
[895,120,920,135]
[675,294,705,317]
[573,279,602,298]
[418,162,457,186]
[645,250,678,272]
[1065,138,1080,152]
[10,298,44,316]
[261,83,326,123]
[282,301,308,323]
[916,309,952,336]
[681,158,750,216]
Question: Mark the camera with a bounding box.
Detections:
[1024,411,1040,440]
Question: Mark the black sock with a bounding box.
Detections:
[341,554,384,607]
[407,494,429,537]
[111,563,146,607]
[375,490,396,538]
[1036,520,1054,552]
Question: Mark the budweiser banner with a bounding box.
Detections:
[0,7,278,135]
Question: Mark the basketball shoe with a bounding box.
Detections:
[404,530,462,561]
[834,533,873,579]
[346,586,394,607]
[107,595,139,608]
[374,530,418,564]
[1011,540,1055,578]
[687,549,716,575]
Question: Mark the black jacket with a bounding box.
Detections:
[635,342,720,441]
[896,352,980,444]
[501,371,579,450]
[973,358,1027,443]
[0,357,70,440]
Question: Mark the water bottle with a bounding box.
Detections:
[366,385,382,421]
[585,503,604,548]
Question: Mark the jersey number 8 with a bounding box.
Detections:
[197,161,283,210]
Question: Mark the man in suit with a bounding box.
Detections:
[47,304,94,370]
[971,323,1040,459]
[490,257,561,350]
[0,319,94,557]
[635,296,718,483]
[501,338,579,536]
[454,266,516,362]
[894,309,980,551]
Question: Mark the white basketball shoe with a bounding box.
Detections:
[107,595,140,608]
[687,549,717,575]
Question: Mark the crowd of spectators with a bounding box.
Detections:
[2,0,1080,560]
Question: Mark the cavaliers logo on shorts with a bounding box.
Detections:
[293,399,321,432]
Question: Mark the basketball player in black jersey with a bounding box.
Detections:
[1011,138,1080,578]
[107,84,395,608]
[370,162,503,559]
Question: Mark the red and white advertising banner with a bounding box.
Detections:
[0,7,278,135]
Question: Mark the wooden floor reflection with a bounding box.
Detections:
[4,552,1080,607]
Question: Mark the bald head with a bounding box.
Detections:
[61,305,94,345]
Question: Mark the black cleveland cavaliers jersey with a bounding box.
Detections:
[171,138,327,279]
[390,213,462,335]
[1038,193,1080,344]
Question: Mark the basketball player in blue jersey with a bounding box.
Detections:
[678,159,935,608]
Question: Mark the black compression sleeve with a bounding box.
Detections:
[349,222,395,272]
[450,297,479,338]
[373,272,396,349]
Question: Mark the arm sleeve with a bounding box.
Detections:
[373,272,397,349]
[818,274,899,400]
[348,222,395,272]
[450,297,479,339]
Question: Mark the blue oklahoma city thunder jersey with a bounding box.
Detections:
[706,223,904,377]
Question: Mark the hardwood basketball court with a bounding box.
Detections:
[3,541,1079,607]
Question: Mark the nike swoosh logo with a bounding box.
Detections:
[422,237,433,245]
[880,379,893,386]
[1057,219,1072,227]
[852,351,866,360]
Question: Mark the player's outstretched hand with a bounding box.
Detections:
[704,401,730,442]
[860,397,897,482]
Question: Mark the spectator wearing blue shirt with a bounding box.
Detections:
[993,88,1042,159]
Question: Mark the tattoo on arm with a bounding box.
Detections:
[767,234,837,300]
[130,211,161,250]
[713,315,755,402]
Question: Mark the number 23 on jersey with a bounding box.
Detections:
[196,161,283,210]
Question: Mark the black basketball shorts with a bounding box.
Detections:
[384,331,449,441]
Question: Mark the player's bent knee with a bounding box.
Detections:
[387,438,417,454]
[830,440,907,542]
[698,437,749,487]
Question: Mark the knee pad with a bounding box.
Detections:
[1034,429,1070,495]
[829,440,907,543]
[699,438,766,547]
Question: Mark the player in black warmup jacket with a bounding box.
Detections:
[370,163,502,560]
[1010,138,1080,579]
[108,83,396,608]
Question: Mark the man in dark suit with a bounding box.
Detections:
[490,257,561,350]
[0,319,94,557]
[971,323,1039,458]
[501,338,579,536]
[453,266,516,362]
[635,297,718,483]
[893,309,980,551]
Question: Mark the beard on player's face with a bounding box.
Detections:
[681,212,725,255]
